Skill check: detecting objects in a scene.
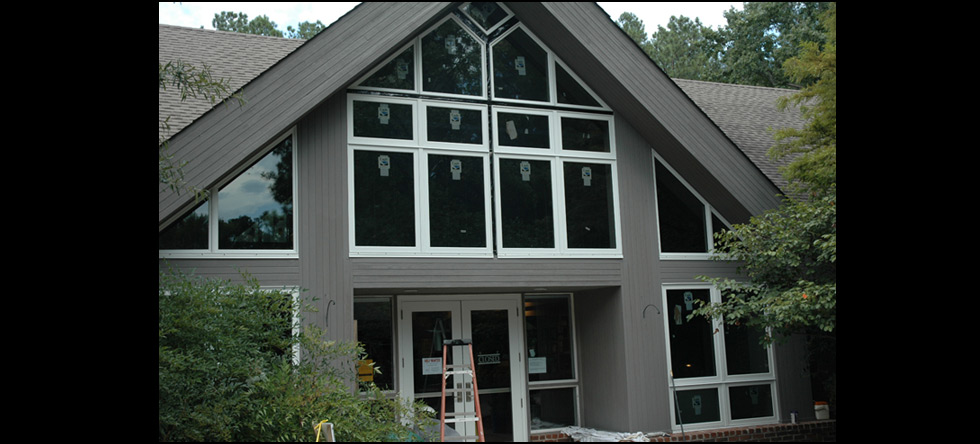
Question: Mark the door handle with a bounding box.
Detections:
[465,382,472,403]
[456,383,463,403]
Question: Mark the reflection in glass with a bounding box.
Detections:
[563,162,615,249]
[667,289,715,378]
[675,388,720,424]
[656,160,707,253]
[530,387,577,430]
[729,384,774,420]
[493,28,548,101]
[556,63,601,107]
[218,136,293,249]
[352,100,413,140]
[421,19,483,96]
[354,150,415,246]
[427,106,483,145]
[525,295,574,382]
[411,311,453,394]
[459,2,510,32]
[159,200,209,250]
[428,154,486,248]
[561,117,610,153]
[360,46,414,90]
[354,298,394,390]
[499,158,554,248]
[723,293,770,375]
[497,112,549,149]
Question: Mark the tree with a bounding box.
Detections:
[647,15,724,82]
[211,11,326,39]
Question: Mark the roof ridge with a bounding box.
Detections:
[158,23,309,42]
[672,77,799,93]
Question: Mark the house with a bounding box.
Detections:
[159,2,816,440]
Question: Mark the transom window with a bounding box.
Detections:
[159,130,297,258]
[348,3,619,258]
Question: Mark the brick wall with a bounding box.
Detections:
[530,420,836,442]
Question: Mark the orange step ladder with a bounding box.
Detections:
[439,339,485,442]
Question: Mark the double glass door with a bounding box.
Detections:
[398,296,527,441]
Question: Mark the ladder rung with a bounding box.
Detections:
[445,364,471,369]
[444,417,480,423]
[445,411,478,417]
[444,435,481,441]
[443,388,471,393]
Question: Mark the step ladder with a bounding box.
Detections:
[439,339,485,442]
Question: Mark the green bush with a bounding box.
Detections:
[159,267,433,441]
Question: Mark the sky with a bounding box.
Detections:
[158,2,742,35]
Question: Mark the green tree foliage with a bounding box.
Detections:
[648,16,724,82]
[212,11,326,39]
[159,267,434,441]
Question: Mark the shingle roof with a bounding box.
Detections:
[159,24,306,141]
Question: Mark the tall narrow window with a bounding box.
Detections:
[498,158,554,249]
[427,154,486,248]
[353,150,416,247]
[354,297,395,390]
[563,162,616,249]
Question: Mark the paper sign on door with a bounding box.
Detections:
[422,357,442,375]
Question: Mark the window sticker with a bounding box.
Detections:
[422,357,442,375]
[451,158,462,180]
[515,55,526,76]
[450,109,461,130]
[520,160,531,181]
[446,35,456,54]
[581,166,592,186]
[396,59,409,80]
[378,154,390,176]
[378,103,390,125]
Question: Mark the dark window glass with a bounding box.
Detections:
[459,2,509,31]
[218,137,293,250]
[561,117,610,153]
[421,19,483,96]
[497,112,549,149]
[353,150,415,246]
[352,100,413,140]
[359,46,414,90]
[159,201,209,250]
[724,291,770,375]
[555,63,601,107]
[530,387,577,430]
[493,28,548,102]
[563,162,615,249]
[525,295,574,382]
[711,213,727,248]
[675,388,721,425]
[667,289,715,378]
[427,154,486,248]
[499,158,554,248]
[729,385,774,420]
[354,298,394,390]
[656,160,706,253]
[426,106,483,145]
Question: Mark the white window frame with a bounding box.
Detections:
[159,128,299,259]
[661,284,779,431]
[458,1,514,35]
[652,153,732,260]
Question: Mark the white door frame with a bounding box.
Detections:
[397,294,528,441]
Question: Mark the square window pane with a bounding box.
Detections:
[354,299,395,390]
[563,162,615,249]
[421,19,483,96]
[354,150,415,246]
[667,289,715,378]
[729,384,774,420]
[360,46,414,90]
[675,388,720,425]
[530,387,577,430]
[497,112,549,149]
[352,100,413,140]
[555,63,601,107]
[218,137,293,250]
[656,160,706,253]
[159,200,209,250]
[499,158,554,248]
[560,117,610,153]
[426,106,484,145]
[525,295,574,382]
[493,28,548,101]
[427,154,486,248]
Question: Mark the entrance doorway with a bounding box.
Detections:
[398,295,528,441]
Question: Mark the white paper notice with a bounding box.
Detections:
[528,357,547,374]
[422,357,442,375]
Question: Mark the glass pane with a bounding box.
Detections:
[667,289,715,378]
[479,392,514,442]
[525,295,574,382]
[711,213,727,249]
[470,309,513,441]
[560,117,610,153]
[360,46,414,90]
[428,154,486,248]
[421,19,483,96]
[499,158,554,248]
[354,299,395,390]
[729,384,774,420]
[555,63,600,107]
[411,310,453,394]
[493,28,548,101]
[530,388,577,430]
[723,299,770,375]
[352,100,413,140]
[354,150,415,246]
[655,160,707,253]
[218,137,293,250]
[159,200,209,249]
[675,388,720,425]
[426,106,484,145]
[563,162,615,249]
[459,2,510,31]
[497,112,549,149]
